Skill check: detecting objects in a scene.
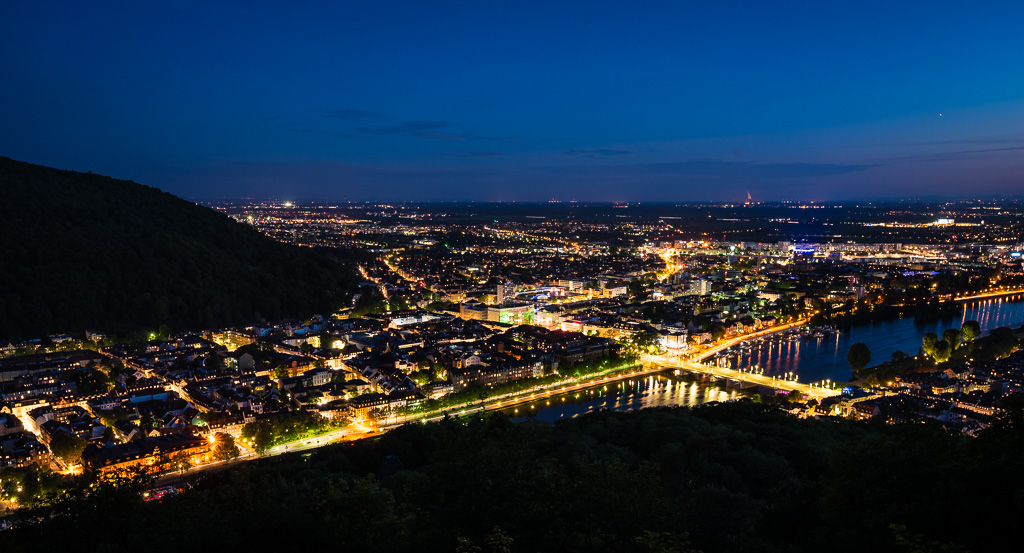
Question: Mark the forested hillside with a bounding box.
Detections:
[5,402,1022,552]
[0,157,357,339]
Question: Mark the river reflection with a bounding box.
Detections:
[500,371,750,423]
[725,295,1024,384]
[499,296,1024,421]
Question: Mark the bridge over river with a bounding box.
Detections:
[643,354,841,400]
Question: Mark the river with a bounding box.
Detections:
[499,370,750,423]
[723,294,1024,384]
[504,294,1024,421]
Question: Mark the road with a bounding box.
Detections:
[382,256,428,291]
[691,319,807,362]
[376,363,670,429]
[154,424,381,486]
[953,287,1024,302]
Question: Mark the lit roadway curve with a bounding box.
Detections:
[690,319,807,363]
[953,287,1024,302]
[382,255,430,292]
[154,424,380,486]
[643,354,840,400]
[375,364,668,430]
[358,264,390,299]
[641,319,841,400]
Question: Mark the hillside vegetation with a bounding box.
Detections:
[0,157,357,339]
[5,402,1023,552]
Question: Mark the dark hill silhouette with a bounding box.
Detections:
[0,157,356,339]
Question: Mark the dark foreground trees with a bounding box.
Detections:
[0,157,358,340]
[4,401,1023,552]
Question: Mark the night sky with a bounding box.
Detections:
[3,1,1024,202]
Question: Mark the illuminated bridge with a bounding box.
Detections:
[642,354,841,400]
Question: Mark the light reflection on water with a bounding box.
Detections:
[725,295,1024,384]
[500,296,1024,421]
[501,372,748,422]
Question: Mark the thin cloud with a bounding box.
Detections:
[565,148,632,157]
[451,151,512,157]
[891,145,1024,163]
[545,159,880,179]
[652,159,879,178]
[478,135,528,142]
[915,132,1024,147]
[177,158,878,202]
[317,109,383,121]
[357,120,469,141]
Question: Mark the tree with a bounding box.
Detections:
[456,537,482,553]
[48,431,87,465]
[977,327,1019,360]
[240,421,274,454]
[847,342,871,371]
[942,328,962,350]
[627,279,649,300]
[933,340,952,363]
[206,352,223,370]
[353,286,387,316]
[0,157,358,343]
[75,368,111,394]
[410,370,431,387]
[254,423,274,453]
[922,333,940,357]
[485,526,514,553]
[389,296,411,312]
[623,331,663,356]
[432,364,448,382]
[636,530,703,553]
[960,320,981,343]
[169,452,193,474]
[211,433,240,461]
[808,311,828,327]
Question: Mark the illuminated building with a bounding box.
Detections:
[81,434,211,475]
[460,301,535,325]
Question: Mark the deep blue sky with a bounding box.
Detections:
[3,1,1024,201]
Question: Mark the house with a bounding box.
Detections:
[852,401,881,420]
[350,393,388,416]
[302,367,333,387]
[81,433,211,475]
[0,412,22,436]
[450,362,538,391]
[85,330,107,343]
[225,351,255,371]
[113,420,142,442]
[0,431,47,470]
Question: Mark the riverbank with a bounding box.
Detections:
[724,296,1024,384]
